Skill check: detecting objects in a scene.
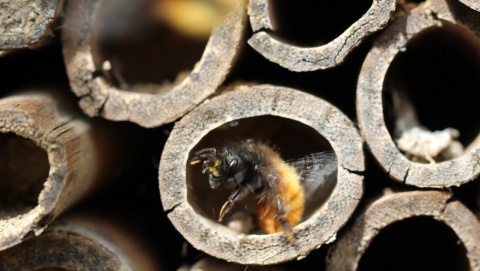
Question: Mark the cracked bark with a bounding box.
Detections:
[0,0,62,52]
[0,91,136,251]
[326,190,480,271]
[247,0,396,71]
[61,0,247,128]
[356,0,480,188]
[158,85,364,264]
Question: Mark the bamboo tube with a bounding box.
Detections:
[326,190,480,271]
[61,0,246,128]
[0,91,113,251]
[356,0,480,188]
[159,85,364,265]
[247,0,395,72]
[0,212,160,270]
[0,0,62,51]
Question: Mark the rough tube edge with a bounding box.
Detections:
[0,0,63,51]
[61,0,247,128]
[158,85,365,265]
[0,213,160,271]
[356,0,480,188]
[0,93,95,251]
[247,0,396,72]
[325,190,480,271]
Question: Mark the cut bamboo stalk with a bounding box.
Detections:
[62,0,246,128]
[0,0,62,51]
[0,92,112,251]
[247,0,395,71]
[0,212,160,270]
[356,0,480,187]
[326,190,480,271]
[159,85,364,265]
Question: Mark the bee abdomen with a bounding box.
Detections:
[256,151,304,234]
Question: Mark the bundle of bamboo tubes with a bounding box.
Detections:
[1,0,480,270]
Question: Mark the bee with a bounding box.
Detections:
[190,139,337,241]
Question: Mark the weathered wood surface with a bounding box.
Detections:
[0,91,130,251]
[62,0,246,128]
[356,0,480,187]
[159,85,364,264]
[247,0,395,71]
[460,0,480,12]
[0,212,160,270]
[0,0,62,51]
[326,190,480,270]
[0,92,96,250]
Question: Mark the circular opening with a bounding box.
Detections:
[0,133,49,219]
[186,115,337,235]
[91,0,213,93]
[2,233,122,270]
[358,216,470,271]
[267,0,373,46]
[383,22,480,163]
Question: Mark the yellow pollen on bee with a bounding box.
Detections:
[209,159,221,177]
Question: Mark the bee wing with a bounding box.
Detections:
[286,151,338,202]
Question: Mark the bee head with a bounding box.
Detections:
[191,147,241,189]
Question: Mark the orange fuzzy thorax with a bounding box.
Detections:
[255,148,304,234]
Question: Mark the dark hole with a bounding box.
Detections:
[358,216,470,271]
[91,0,209,93]
[383,21,480,160]
[267,0,373,46]
[186,116,337,235]
[0,133,49,219]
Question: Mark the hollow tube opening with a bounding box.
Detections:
[91,0,212,93]
[0,133,49,220]
[267,0,373,46]
[383,21,480,163]
[186,115,337,235]
[357,216,470,271]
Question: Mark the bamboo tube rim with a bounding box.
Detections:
[356,0,480,188]
[61,0,246,128]
[326,190,480,270]
[0,213,158,270]
[0,93,94,251]
[459,0,480,12]
[0,0,62,50]
[247,0,396,71]
[159,85,364,264]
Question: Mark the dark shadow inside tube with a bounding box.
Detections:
[0,133,49,219]
[383,21,480,160]
[91,0,209,93]
[0,231,119,270]
[267,0,373,46]
[186,116,336,234]
[357,216,470,271]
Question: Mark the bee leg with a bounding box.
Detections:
[190,148,217,164]
[276,195,295,242]
[218,185,248,222]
